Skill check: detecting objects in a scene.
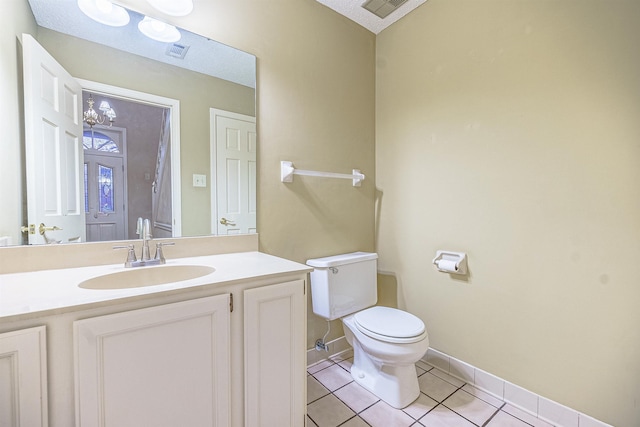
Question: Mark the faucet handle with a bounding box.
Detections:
[154,242,175,264]
[113,244,137,267]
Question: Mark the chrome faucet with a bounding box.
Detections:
[141,219,152,261]
[114,218,174,268]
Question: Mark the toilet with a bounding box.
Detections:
[307,252,429,409]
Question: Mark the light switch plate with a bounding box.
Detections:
[193,174,207,187]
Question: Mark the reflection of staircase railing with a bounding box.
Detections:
[151,109,173,236]
[152,109,171,194]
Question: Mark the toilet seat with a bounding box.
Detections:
[353,306,426,344]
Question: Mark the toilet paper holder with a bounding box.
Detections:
[432,251,467,275]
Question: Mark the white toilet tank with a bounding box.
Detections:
[307,252,378,321]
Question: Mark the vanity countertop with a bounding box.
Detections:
[0,251,311,321]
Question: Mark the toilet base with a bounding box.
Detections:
[349,340,420,409]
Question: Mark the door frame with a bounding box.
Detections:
[77,79,182,237]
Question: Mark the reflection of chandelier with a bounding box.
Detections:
[83,94,116,128]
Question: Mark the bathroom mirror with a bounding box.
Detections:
[4,0,256,246]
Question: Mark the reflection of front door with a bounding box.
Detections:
[22,34,85,244]
[210,109,257,235]
[84,127,127,241]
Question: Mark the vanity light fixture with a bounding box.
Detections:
[77,0,130,27]
[146,0,194,16]
[83,95,116,128]
[138,16,181,43]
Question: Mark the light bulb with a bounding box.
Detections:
[95,0,113,14]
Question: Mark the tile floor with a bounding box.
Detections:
[307,350,554,427]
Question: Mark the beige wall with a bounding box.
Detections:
[376,0,640,425]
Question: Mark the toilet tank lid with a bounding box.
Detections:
[306,252,378,268]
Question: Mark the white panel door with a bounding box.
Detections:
[210,109,256,235]
[74,294,231,427]
[0,326,48,427]
[22,34,85,244]
[244,280,306,427]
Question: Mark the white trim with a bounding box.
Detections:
[77,79,182,237]
[422,348,613,427]
[306,336,351,367]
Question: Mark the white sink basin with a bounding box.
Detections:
[79,265,215,290]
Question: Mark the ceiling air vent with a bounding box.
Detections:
[362,0,409,19]
[166,43,190,59]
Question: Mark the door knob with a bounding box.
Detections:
[21,224,35,234]
[39,223,63,235]
[219,218,236,226]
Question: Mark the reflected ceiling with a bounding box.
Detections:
[28,0,255,88]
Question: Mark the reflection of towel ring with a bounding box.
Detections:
[152,180,158,193]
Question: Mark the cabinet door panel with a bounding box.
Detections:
[74,294,230,427]
[0,326,48,427]
[244,280,306,427]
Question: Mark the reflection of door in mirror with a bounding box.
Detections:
[210,109,257,235]
[84,127,126,242]
[22,34,85,245]
[80,89,174,241]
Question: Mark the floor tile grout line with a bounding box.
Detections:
[410,383,468,425]
[481,402,506,427]
[306,413,320,426]
[494,406,537,427]
[440,383,496,427]
[328,380,380,417]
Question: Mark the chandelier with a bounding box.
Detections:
[83,94,116,128]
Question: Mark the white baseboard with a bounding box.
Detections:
[306,336,351,367]
[423,348,612,427]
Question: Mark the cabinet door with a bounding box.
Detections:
[244,280,306,427]
[74,294,230,427]
[0,326,48,427]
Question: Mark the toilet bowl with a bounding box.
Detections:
[306,252,430,409]
[342,306,429,408]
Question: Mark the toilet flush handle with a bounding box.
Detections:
[329,267,339,274]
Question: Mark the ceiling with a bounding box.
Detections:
[316,0,427,34]
[28,0,256,88]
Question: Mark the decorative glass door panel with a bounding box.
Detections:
[98,164,115,214]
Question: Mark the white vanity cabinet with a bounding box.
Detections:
[74,294,231,427]
[0,249,311,427]
[244,280,306,426]
[0,326,48,427]
[71,276,307,427]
